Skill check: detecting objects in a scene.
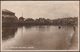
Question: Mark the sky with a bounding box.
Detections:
[1,1,79,19]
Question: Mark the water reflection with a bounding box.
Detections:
[2,26,18,40]
[2,26,76,50]
[37,26,50,31]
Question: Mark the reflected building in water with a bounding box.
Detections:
[2,26,18,40]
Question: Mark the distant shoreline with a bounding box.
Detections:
[2,17,78,27]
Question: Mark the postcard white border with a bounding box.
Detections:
[1,1,79,51]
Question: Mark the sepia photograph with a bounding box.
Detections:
[1,1,79,51]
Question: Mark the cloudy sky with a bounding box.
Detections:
[1,1,79,19]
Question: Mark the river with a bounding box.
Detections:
[2,26,76,50]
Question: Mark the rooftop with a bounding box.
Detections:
[2,9,14,14]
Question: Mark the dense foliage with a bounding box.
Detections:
[18,17,78,26]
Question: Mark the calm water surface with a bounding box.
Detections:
[2,26,74,50]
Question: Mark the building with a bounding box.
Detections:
[2,9,18,26]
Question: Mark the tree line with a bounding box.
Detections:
[18,17,78,26]
[2,16,78,26]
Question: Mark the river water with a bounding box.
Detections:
[2,26,75,50]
